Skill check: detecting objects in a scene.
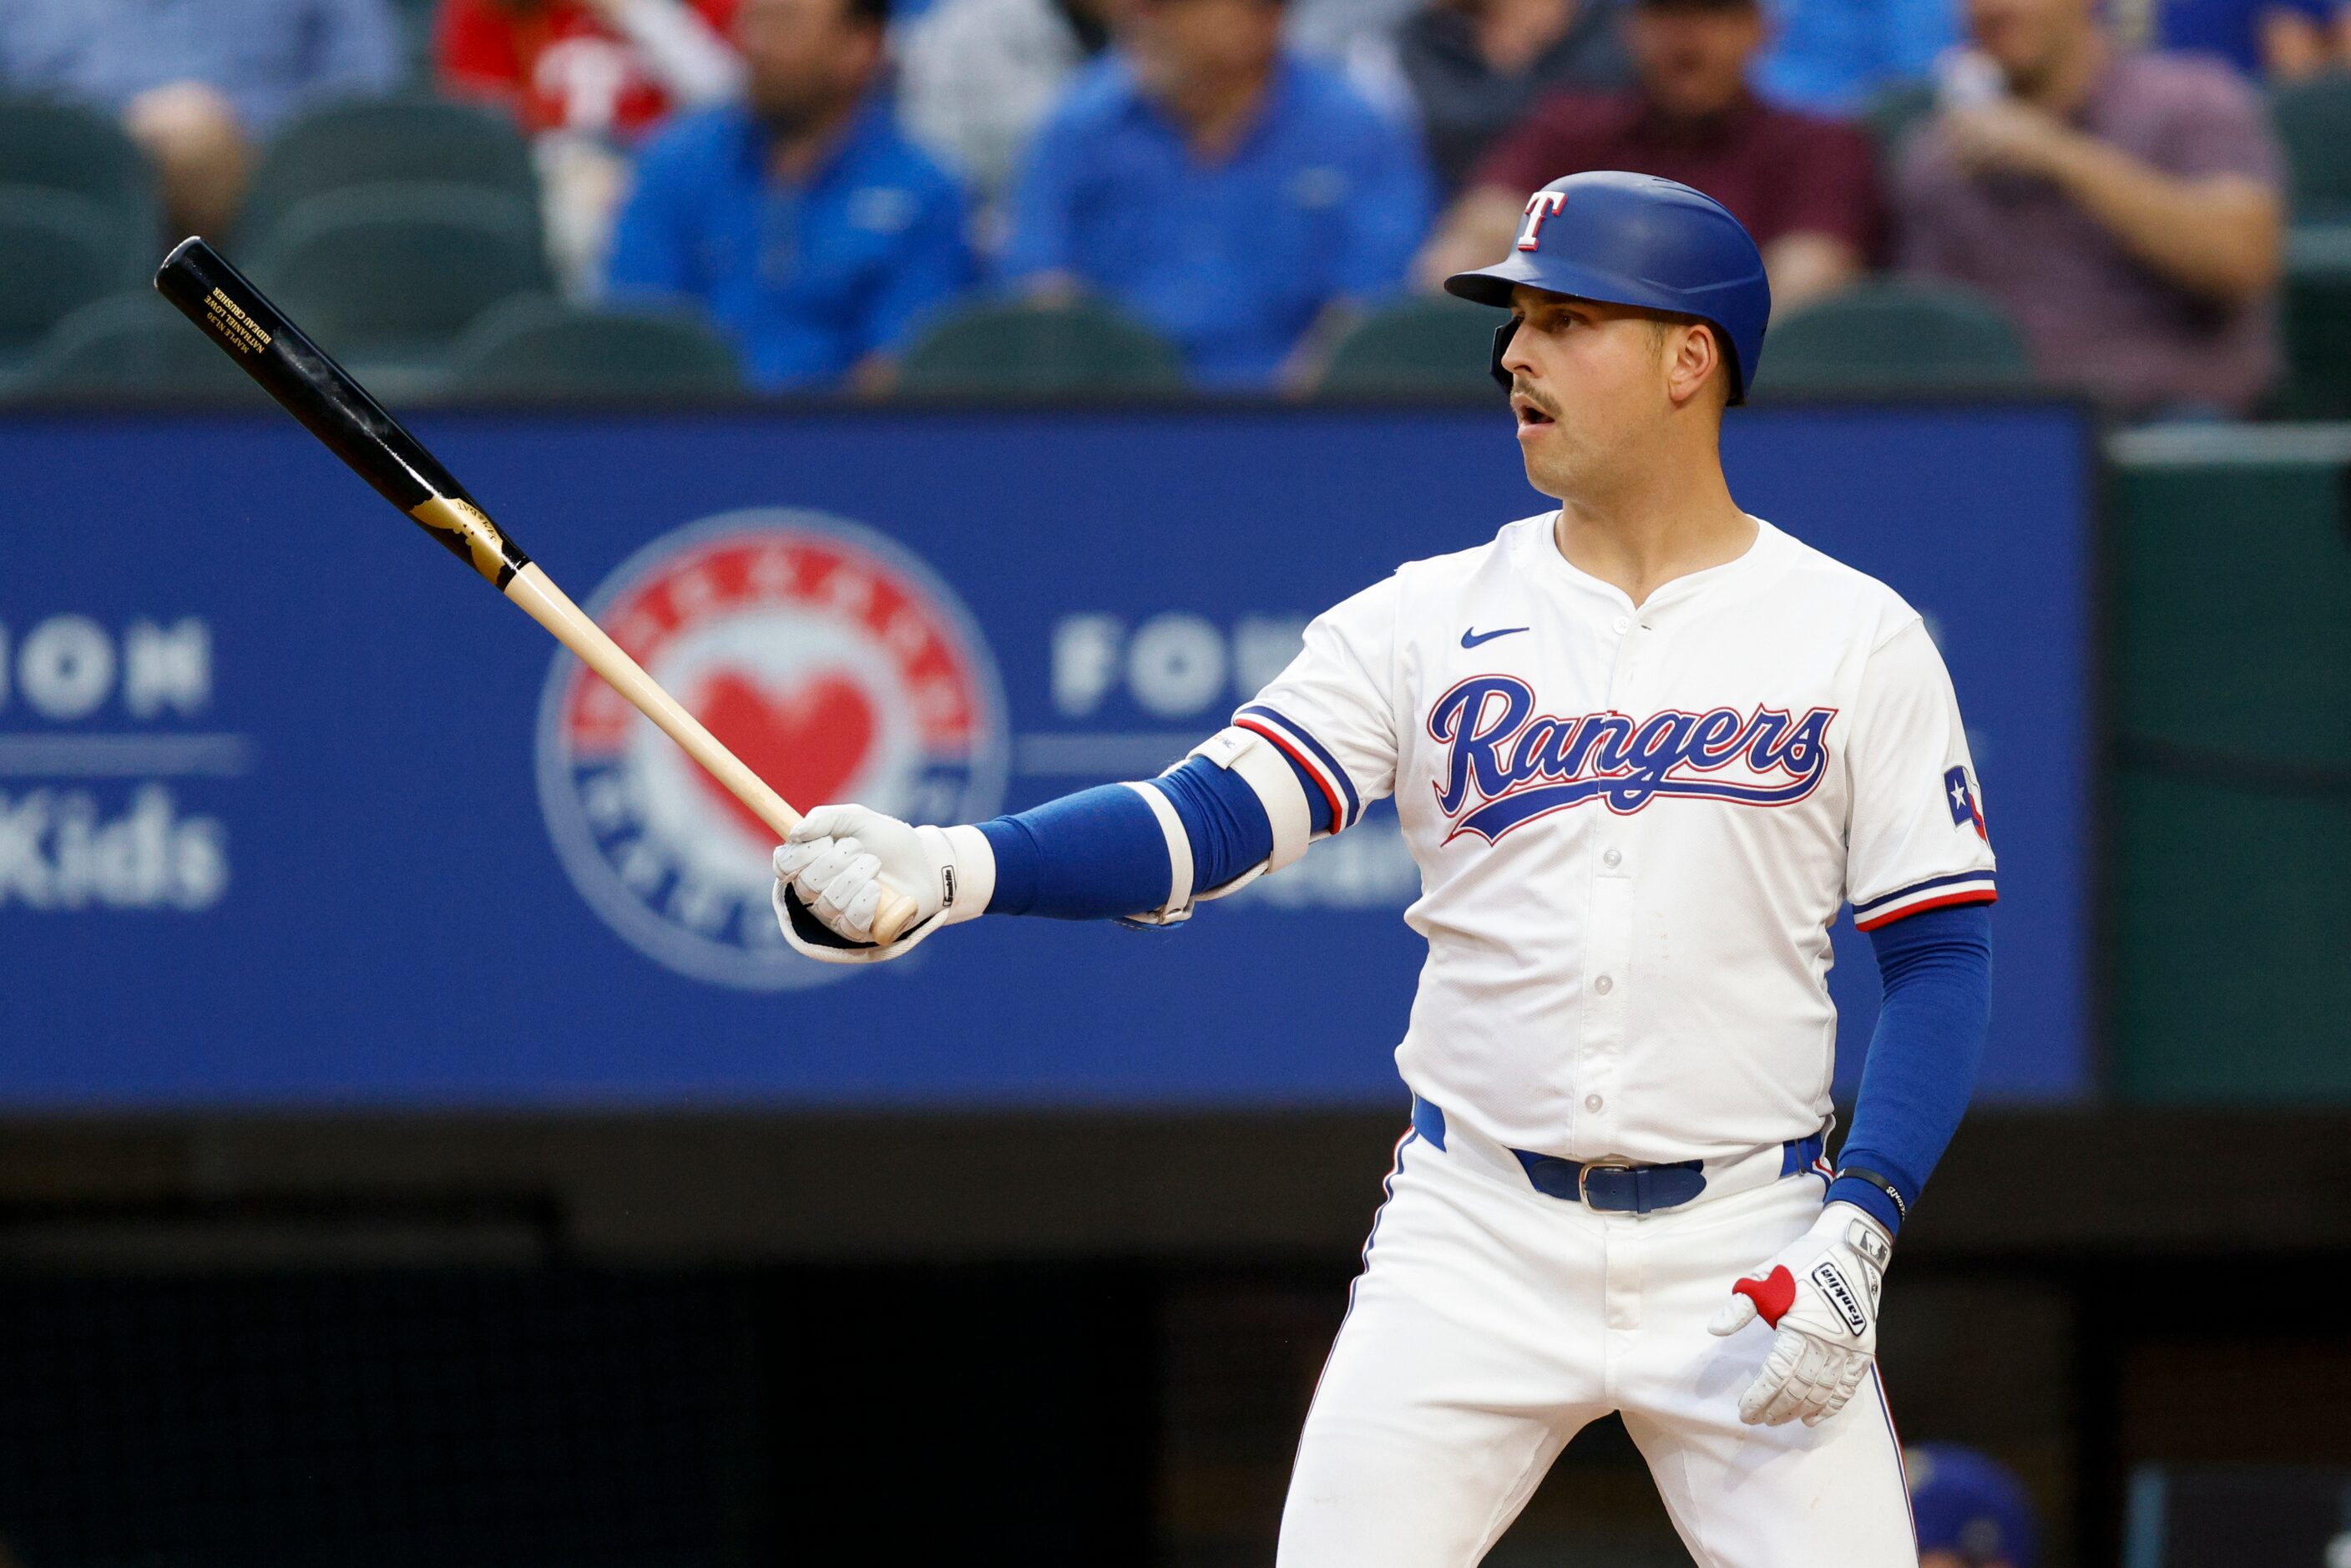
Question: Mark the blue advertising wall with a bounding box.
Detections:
[0,405,2091,1108]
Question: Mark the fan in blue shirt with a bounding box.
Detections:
[1000,0,1433,389]
[0,0,400,235]
[1750,0,1957,115]
[607,0,974,391]
[2154,0,2343,75]
[1751,0,2348,112]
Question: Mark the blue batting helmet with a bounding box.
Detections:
[1444,170,1772,403]
[1908,1444,2040,1568]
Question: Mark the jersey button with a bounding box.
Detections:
[1594,974,1614,995]
[1584,1093,1604,1113]
[1611,615,1631,635]
[1601,847,1622,868]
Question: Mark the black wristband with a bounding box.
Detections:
[1833,1165,1909,1222]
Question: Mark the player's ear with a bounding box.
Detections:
[1664,323,1725,412]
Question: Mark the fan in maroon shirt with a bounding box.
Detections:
[1898,0,2285,416]
[1417,0,1883,318]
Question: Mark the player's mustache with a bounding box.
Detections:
[1510,381,1560,420]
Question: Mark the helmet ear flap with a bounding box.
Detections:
[1489,320,1515,392]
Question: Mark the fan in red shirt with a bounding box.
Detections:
[1417,0,1882,319]
[437,0,745,292]
[437,0,743,138]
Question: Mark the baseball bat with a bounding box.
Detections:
[152,236,921,945]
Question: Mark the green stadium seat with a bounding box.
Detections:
[1750,278,2032,395]
[895,297,1183,396]
[238,98,538,247]
[0,97,159,256]
[434,294,747,402]
[2270,71,2351,220]
[3,291,270,406]
[2278,222,2351,417]
[0,186,149,369]
[385,0,441,80]
[245,182,549,375]
[1314,295,1497,399]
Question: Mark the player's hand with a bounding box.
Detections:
[1941,99,2081,180]
[1706,1201,1892,1427]
[770,805,986,964]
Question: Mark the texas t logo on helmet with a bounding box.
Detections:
[1515,190,1569,251]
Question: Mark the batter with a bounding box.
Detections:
[771,171,1996,1568]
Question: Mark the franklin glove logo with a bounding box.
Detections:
[1810,1261,1869,1337]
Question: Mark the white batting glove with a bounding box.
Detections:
[770,804,993,965]
[1706,1201,1893,1427]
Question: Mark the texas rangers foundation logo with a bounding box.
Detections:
[1429,676,1834,843]
[537,509,1006,989]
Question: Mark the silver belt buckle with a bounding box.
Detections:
[1577,1157,1635,1209]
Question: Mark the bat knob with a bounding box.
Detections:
[869,885,923,946]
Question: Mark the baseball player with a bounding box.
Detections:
[771,171,1996,1566]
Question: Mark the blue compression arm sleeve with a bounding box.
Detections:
[1825,903,1993,1235]
[976,751,1314,919]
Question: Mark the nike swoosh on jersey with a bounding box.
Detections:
[1460,626,1529,648]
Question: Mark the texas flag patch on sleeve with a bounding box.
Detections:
[1944,766,1988,842]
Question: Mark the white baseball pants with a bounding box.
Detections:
[1277,1121,1919,1568]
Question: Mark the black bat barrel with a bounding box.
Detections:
[154,236,531,587]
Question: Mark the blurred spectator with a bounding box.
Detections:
[1001,0,1433,388]
[895,0,1433,235]
[1418,0,1879,314]
[439,0,743,133]
[1282,0,1466,120]
[1898,0,2283,416]
[0,0,401,236]
[437,0,745,293]
[2142,0,2351,79]
[1379,0,1635,196]
[1286,0,1428,60]
[1751,0,1959,114]
[894,0,1115,231]
[1908,1443,2040,1568]
[606,0,973,389]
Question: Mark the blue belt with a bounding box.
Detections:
[1410,1097,1827,1215]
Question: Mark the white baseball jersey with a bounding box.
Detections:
[1234,513,1997,1167]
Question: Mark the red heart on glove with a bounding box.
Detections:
[690,669,876,842]
[1732,1265,1797,1328]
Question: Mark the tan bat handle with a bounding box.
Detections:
[503,562,922,945]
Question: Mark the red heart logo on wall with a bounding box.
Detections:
[690,670,877,842]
